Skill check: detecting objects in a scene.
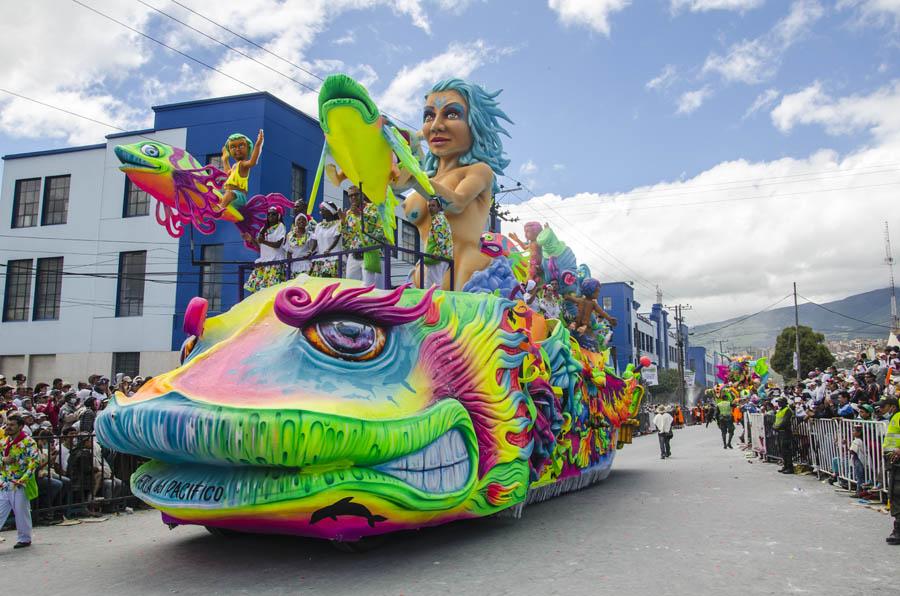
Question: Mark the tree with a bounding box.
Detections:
[647,367,681,398]
[771,325,835,380]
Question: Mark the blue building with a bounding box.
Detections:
[598,282,689,375]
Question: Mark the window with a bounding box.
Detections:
[116,251,146,317]
[602,296,612,310]
[11,178,40,228]
[123,178,151,218]
[399,220,418,264]
[200,244,224,313]
[291,164,307,204]
[206,154,224,170]
[41,175,70,225]
[112,352,141,379]
[33,257,63,320]
[3,259,33,321]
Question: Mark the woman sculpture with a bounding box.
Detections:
[404,79,512,290]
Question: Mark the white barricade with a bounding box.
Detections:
[805,418,887,497]
[747,413,766,458]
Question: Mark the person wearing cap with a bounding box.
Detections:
[715,394,735,449]
[1,413,38,549]
[243,207,287,293]
[310,201,342,278]
[876,396,900,544]
[772,397,795,474]
[652,405,674,459]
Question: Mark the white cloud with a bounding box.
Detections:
[743,88,780,118]
[671,0,765,12]
[702,0,823,84]
[771,80,900,141]
[377,41,504,121]
[547,0,631,36]
[838,0,900,22]
[519,160,539,176]
[676,87,713,114]
[552,163,567,171]
[646,65,678,91]
[0,0,465,145]
[506,82,900,323]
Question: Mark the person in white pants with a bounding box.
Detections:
[423,199,453,290]
[1,413,39,548]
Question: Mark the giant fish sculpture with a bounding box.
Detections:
[96,278,644,545]
[114,141,292,247]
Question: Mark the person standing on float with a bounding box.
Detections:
[403,79,513,291]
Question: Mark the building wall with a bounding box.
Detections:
[1,128,186,381]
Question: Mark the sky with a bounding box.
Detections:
[1,0,899,326]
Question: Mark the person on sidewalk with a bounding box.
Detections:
[773,397,795,474]
[876,396,900,545]
[1,413,39,549]
[652,405,674,459]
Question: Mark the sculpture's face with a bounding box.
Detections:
[228,138,249,160]
[423,90,472,160]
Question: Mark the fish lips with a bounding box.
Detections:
[114,145,161,173]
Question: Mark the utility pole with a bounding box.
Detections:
[885,222,899,336]
[793,282,801,382]
[666,303,692,408]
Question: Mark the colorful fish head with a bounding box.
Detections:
[318,74,393,207]
[479,232,512,258]
[114,142,179,208]
[96,279,533,541]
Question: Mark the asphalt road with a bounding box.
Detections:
[2,425,898,595]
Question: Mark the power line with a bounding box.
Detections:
[501,175,658,292]
[71,0,260,93]
[134,0,320,95]
[798,293,893,329]
[510,180,900,217]
[691,294,792,338]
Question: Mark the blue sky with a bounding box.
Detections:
[2,0,899,325]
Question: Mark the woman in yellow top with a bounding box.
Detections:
[219,129,264,209]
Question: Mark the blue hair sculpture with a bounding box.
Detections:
[423,79,513,194]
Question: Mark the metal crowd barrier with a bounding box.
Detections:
[237,242,455,300]
[745,414,888,500]
[26,432,146,524]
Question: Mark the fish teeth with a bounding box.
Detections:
[374,429,470,493]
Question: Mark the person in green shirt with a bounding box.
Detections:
[772,397,795,474]
[875,396,900,544]
[716,393,735,449]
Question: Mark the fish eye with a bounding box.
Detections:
[483,234,493,241]
[140,144,161,157]
[304,318,386,361]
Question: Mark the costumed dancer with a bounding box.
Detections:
[404,79,513,290]
[242,207,286,293]
[219,130,264,210]
[423,198,453,290]
[1,413,39,549]
[310,201,342,278]
[285,215,315,278]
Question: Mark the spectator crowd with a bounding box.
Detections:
[1,370,140,545]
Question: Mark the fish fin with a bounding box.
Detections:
[368,515,387,527]
[307,143,328,216]
[381,124,435,196]
[336,496,354,505]
[380,188,398,245]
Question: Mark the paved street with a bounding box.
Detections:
[3,425,898,595]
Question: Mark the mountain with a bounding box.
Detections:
[691,288,896,350]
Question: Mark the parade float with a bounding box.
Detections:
[96,74,646,546]
[709,355,771,403]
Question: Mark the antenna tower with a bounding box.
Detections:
[885,221,900,334]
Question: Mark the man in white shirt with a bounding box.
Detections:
[653,405,674,459]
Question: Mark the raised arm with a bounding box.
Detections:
[245,129,264,168]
